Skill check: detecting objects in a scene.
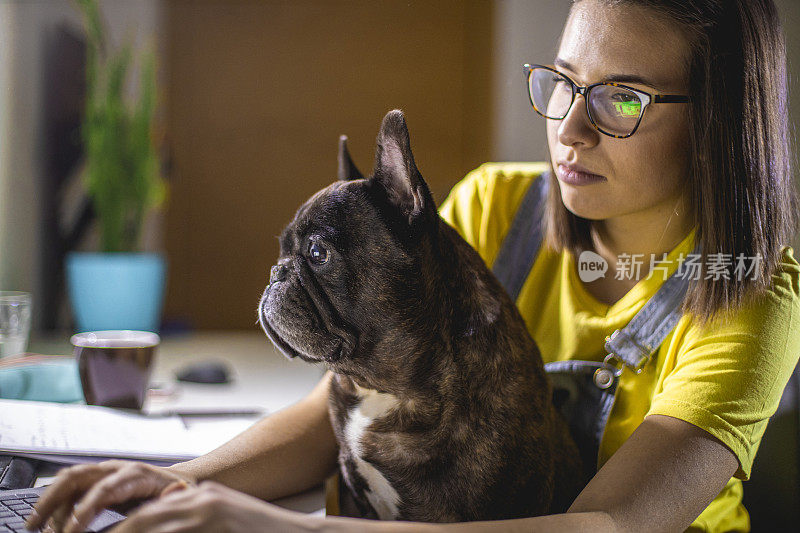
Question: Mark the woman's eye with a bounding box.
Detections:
[610,91,637,102]
[308,241,329,265]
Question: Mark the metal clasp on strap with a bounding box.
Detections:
[604,330,652,375]
[602,353,624,374]
[592,353,623,390]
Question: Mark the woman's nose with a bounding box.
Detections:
[556,94,600,148]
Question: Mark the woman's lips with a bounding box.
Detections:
[556,164,606,186]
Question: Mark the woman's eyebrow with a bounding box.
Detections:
[554,57,659,89]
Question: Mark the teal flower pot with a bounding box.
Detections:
[66,252,166,333]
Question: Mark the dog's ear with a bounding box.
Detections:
[338,135,364,181]
[371,110,436,227]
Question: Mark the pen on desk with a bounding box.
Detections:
[150,408,266,418]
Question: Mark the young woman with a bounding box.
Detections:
[29,0,800,531]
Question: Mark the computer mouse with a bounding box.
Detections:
[175,361,231,384]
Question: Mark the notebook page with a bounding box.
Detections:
[0,399,254,461]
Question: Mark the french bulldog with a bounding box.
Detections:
[258,110,584,522]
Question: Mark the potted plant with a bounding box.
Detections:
[66,0,168,333]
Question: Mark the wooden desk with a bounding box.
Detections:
[31,330,326,414]
[29,330,328,515]
[143,330,326,414]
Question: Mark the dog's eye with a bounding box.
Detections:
[308,241,329,265]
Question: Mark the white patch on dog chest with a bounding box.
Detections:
[344,385,403,520]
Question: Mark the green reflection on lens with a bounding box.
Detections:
[612,101,641,117]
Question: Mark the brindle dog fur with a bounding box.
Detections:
[259,110,584,522]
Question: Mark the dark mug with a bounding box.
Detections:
[71,330,160,410]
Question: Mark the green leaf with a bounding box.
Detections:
[75,0,166,253]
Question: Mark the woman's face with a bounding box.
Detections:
[548,0,691,223]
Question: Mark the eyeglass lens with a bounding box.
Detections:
[528,68,642,137]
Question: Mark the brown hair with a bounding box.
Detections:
[547,0,798,323]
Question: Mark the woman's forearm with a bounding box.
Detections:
[166,371,339,501]
[317,511,618,533]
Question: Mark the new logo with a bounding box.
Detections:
[578,250,608,282]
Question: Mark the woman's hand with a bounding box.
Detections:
[25,459,197,533]
[107,480,320,533]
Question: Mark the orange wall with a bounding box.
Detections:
[163,0,494,329]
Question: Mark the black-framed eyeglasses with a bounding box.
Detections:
[523,64,689,139]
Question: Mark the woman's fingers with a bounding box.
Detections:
[27,462,119,531]
[109,489,209,533]
[110,513,204,533]
[159,479,192,498]
[108,481,299,533]
[29,462,218,533]
[62,463,163,533]
[27,460,181,533]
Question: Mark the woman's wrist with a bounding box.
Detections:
[163,462,201,487]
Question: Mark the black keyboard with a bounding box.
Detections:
[0,488,35,533]
[0,487,125,533]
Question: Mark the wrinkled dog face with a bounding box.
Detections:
[258,111,439,382]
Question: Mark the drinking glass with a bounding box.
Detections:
[0,291,32,359]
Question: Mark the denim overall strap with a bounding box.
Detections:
[544,359,620,479]
[603,244,701,374]
[492,172,550,300]
[491,169,693,475]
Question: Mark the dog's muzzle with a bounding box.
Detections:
[260,258,357,363]
[270,264,288,285]
[258,269,300,360]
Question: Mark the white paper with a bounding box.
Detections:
[0,399,257,461]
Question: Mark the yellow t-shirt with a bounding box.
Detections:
[438,162,800,532]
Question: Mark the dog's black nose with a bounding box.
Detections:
[270,264,288,284]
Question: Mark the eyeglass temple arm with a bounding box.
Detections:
[654,95,689,103]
